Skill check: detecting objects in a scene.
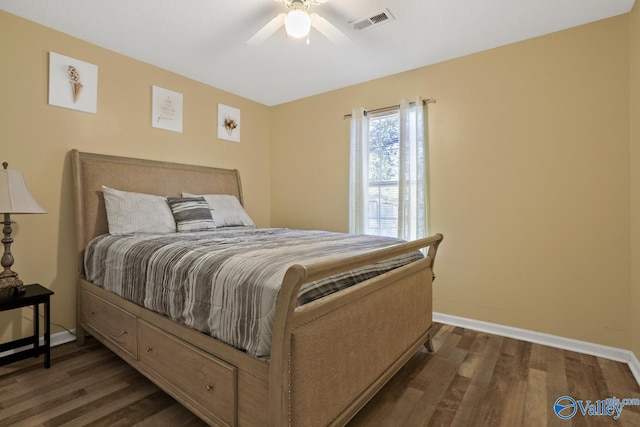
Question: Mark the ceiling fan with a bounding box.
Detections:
[247,0,350,45]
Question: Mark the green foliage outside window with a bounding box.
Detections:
[368,114,399,183]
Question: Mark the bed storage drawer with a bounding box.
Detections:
[138,320,237,426]
[81,289,137,359]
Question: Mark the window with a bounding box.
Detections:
[367,110,400,238]
[349,98,427,241]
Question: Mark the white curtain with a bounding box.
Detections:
[398,97,428,241]
[349,108,369,234]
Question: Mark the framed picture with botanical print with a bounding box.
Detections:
[48,52,98,114]
[218,104,240,143]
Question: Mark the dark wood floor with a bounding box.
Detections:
[1,323,639,426]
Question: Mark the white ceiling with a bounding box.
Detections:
[0,0,635,106]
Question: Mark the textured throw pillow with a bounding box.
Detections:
[182,193,255,228]
[102,186,176,235]
[167,197,217,232]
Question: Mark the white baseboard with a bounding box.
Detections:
[629,353,640,388]
[433,312,640,387]
[51,329,77,347]
[0,329,76,358]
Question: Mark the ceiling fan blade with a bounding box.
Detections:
[310,13,350,45]
[247,13,286,45]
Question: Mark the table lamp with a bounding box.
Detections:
[0,162,46,295]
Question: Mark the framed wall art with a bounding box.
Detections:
[48,52,98,114]
[218,104,240,143]
[152,85,183,133]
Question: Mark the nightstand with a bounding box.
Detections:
[0,283,54,368]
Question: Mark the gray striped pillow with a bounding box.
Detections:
[167,197,216,232]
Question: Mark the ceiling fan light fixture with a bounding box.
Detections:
[285,8,311,38]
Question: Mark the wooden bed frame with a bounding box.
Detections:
[70,149,443,426]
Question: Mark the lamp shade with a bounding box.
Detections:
[285,9,311,38]
[0,168,46,214]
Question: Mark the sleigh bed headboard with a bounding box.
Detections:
[70,149,243,275]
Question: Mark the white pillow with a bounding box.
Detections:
[182,193,255,228]
[102,186,176,235]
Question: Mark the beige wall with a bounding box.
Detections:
[631,4,640,361]
[272,16,632,349]
[0,11,272,341]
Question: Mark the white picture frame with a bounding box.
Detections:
[48,52,98,114]
[152,85,183,133]
[218,104,240,143]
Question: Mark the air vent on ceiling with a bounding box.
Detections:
[351,8,395,31]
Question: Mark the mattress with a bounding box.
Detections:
[84,227,423,358]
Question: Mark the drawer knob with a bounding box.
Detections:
[89,310,95,316]
[206,384,214,392]
[121,330,128,336]
[146,347,153,353]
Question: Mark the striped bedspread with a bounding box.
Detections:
[84,228,423,357]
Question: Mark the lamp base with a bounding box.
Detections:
[1,212,26,295]
[0,272,26,295]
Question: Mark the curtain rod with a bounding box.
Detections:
[342,97,436,120]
